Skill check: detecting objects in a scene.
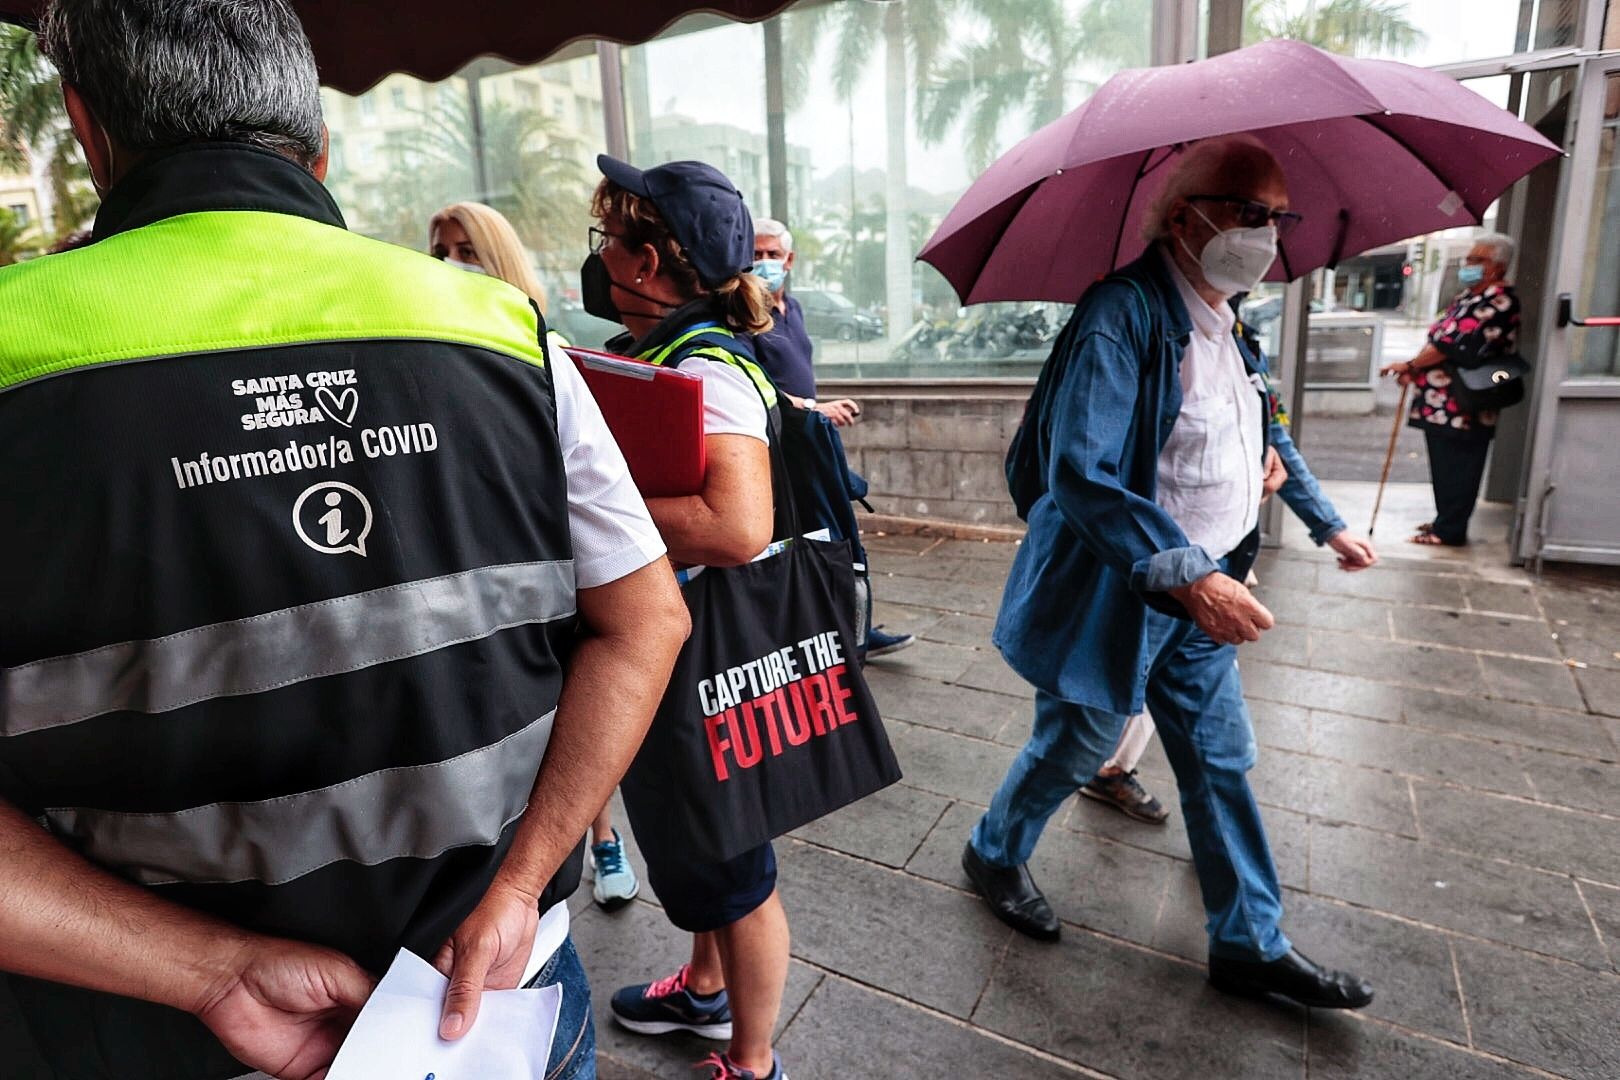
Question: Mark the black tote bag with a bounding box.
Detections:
[619,359,901,865]
[620,535,901,863]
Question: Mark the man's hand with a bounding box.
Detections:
[1261,446,1287,502]
[815,398,861,427]
[1169,572,1275,645]
[1328,532,1378,572]
[193,937,374,1080]
[432,879,540,1040]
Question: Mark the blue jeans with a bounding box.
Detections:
[525,935,597,1080]
[971,605,1291,962]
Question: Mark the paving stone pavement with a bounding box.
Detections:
[584,527,1620,1080]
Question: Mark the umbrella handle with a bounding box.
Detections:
[1369,381,1412,537]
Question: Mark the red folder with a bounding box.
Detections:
[565,346,707,497]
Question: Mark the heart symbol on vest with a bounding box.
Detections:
[316,386,359,428]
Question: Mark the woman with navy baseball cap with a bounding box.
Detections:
[584,155,792,1080]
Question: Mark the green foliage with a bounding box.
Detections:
[1244,0,1425,55]
[0,204,39,265]
[340,83,592,278]
[0,24,100,240]
[917,0,1151,173]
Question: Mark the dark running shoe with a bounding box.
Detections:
[694,1051,788,1079]
[611,964,732,1039]
[864,625,915,659]
[1080,770,1171,824]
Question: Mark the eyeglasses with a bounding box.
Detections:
[588,226,625,254]
[1187,196,1303,236]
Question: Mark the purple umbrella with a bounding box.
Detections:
[918,39,1561,305]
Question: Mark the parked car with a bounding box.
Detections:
[794,288,883,342]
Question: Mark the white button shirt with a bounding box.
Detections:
[1156,255,1265,560]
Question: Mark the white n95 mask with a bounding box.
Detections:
[444,257,487,275]
[1184,204,1277,296]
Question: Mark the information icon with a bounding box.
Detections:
[293,481,374,556]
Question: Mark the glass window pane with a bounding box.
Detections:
[320,52,606,338]
[1572,72,1620,378]
[1240,0,1578,65]
[623,0,1152,378]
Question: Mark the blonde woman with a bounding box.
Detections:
[427,202,642,927]
[429,202,572,358]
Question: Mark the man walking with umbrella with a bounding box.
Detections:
[961,135,1374,1010]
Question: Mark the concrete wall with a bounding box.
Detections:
[822,382,1029,528]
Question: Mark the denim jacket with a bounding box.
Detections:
[995,248,1282,713]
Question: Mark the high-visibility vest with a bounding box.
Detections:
[0,145,578,1078]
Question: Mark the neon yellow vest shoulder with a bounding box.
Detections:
[635,324,778,409]
[0,211,548,394]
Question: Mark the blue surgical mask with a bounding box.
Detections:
[1457,264,1485,287]
[444,257,486,275]
[752,258,787,293]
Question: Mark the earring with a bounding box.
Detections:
[636,277,643,284]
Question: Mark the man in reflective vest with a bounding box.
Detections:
[0,2,689,1078]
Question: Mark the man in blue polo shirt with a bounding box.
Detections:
[750,219,860,427]
[750,217,914,660]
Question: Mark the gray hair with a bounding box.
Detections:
[755,217,794,253]
[1473,231,1515,270]
[40,0,325,168]
[1142,134,1284,242]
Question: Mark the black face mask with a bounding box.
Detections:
[580,252,621,323]
[580,252,676,325]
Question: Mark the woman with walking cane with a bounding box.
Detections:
[1379,234,1522,546]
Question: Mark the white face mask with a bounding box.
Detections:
[1182,203,1278,296]
[443,257,486,275]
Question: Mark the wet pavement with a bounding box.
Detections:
[577,489,1620,1079]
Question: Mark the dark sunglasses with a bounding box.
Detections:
[1188,195,1303,236]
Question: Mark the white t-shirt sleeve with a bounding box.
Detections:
[549,352,668,588]
[675,355,769,442]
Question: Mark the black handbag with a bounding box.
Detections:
[1446,353,1531,412]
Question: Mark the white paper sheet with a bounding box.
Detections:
[326,949,561,1080]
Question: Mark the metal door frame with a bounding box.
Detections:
[1513,51,1620,565]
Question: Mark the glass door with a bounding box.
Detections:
[1517,56,1620,565]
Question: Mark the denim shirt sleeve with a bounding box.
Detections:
[1270,418,1346,545]
[1045,324,1218,594]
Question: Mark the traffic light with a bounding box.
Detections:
[1402,263,1413,277]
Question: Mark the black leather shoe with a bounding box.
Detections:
[961,842,1060,941]
[1208,948,1374,1009]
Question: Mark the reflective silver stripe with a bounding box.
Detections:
[1,560,575,736]
[43,709,555,886]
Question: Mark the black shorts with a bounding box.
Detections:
[641,840,777,933]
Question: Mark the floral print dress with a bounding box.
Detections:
[1408,282,1520,441]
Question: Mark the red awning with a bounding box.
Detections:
[0,0,796,94]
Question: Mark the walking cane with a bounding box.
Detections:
[1368,381,1411,537]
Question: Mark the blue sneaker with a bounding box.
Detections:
[611,964,733,1039]
[863,625,915,660]
[591,829,640,912]
[694,1051,787,1079]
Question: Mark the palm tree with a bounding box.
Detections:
[0,24,98,240]
[364,93,591,276]
[782,0,956,341]
[0,205,39,265]
[1245,0,1424,55]
[915,0,1149,175]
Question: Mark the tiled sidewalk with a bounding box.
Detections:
[578,526,1620,1079]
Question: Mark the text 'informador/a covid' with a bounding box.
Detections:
[165,366,439,558]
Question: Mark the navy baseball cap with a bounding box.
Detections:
[598,154,755,289]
